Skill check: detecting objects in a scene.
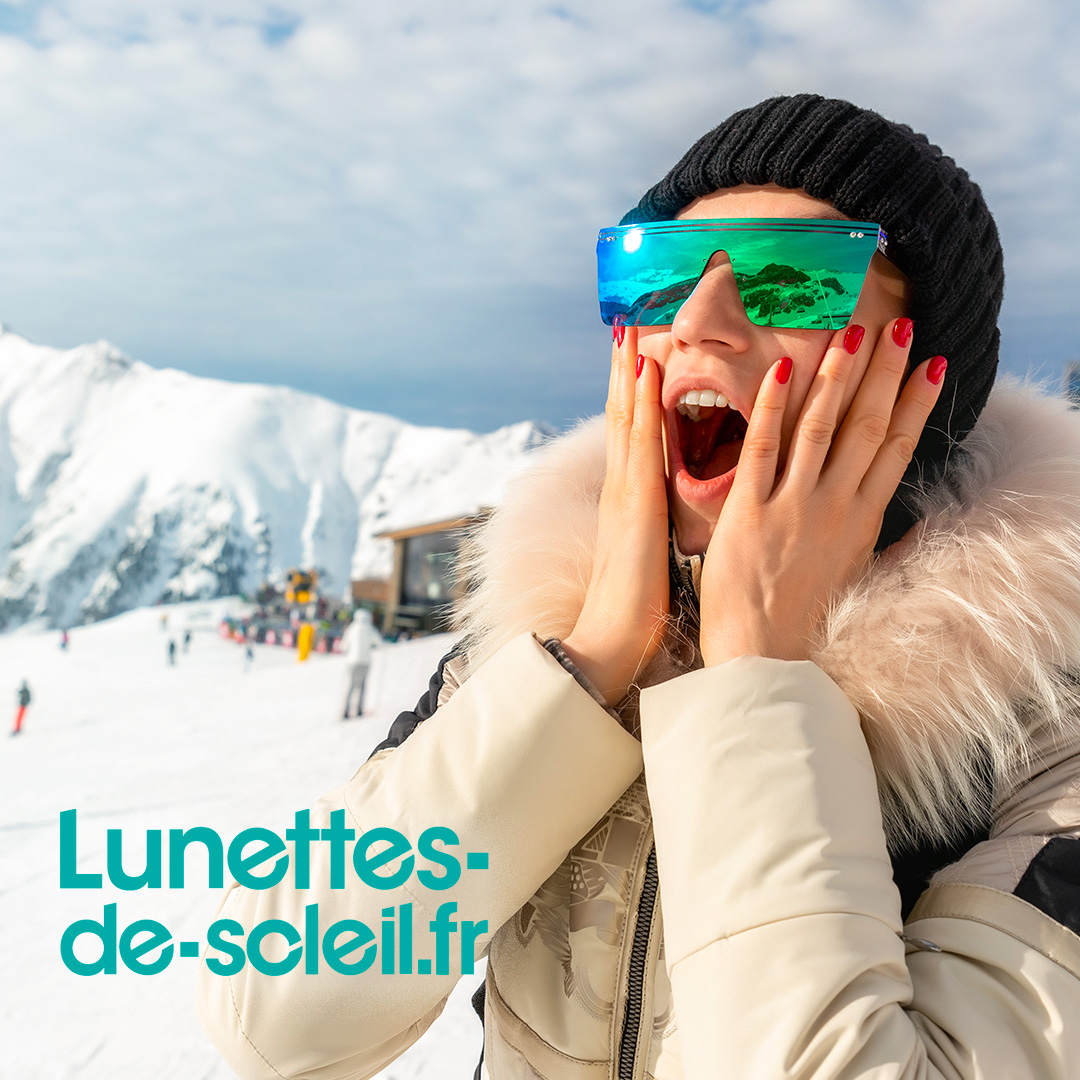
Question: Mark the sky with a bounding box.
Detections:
[0,0,1076,431]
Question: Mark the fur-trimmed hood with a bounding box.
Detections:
[454,381,1080,849]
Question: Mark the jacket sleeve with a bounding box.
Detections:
[195,633,644,1080]
[639,658,1080,1080]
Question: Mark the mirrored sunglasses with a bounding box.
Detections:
[597,218,889,330]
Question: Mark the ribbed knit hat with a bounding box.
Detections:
[622,94,1004,545]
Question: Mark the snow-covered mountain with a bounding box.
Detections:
[0,328,552,630]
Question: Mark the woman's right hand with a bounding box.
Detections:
[561,325,670,707]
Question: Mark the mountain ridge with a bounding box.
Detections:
[0,328,552,630]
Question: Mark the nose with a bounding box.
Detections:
[669,250,753,355]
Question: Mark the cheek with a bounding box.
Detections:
[637,327,671,369]
[769,328,830,391]
[769,331,833,442]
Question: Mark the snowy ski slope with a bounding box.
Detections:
[2,601,483,1078]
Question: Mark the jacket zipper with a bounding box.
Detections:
[616,846,658,1080]
[669,536,702,614]
[614,540,693,1079]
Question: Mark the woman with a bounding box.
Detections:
[198,96,1080,1078]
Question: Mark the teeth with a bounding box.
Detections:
[676,388,730,419]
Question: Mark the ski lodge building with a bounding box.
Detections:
[356,512,486,637]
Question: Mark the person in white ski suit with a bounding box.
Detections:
[340,609,381,718]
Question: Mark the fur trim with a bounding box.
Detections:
[820,382,1080,847]
[454,417,606,665]
[453,382,1080,848]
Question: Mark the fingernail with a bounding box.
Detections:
[927,355,947,385]
[892,317,914,348]
[636,354,645,379]
[776,356,792,385]
[843,324,865,354]
[614,322,626,347]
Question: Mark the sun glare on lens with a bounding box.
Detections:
[623,229,643,254]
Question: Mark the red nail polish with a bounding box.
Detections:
[927,355,947,385]
[843,324,865,354]
[636,354,645,378]
[615,324,626,347]
[776,356,792,385]
[892,318,914,348]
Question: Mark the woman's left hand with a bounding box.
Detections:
[698,319,946,667]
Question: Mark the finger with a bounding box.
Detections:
[834,321,874,430]
[823,317,914,495]
[730,356,792,505]
[605,322,639,484]
[858,354,946,510]
[626,355,667,505]
[783,325,859,490]
[605,318,624,467]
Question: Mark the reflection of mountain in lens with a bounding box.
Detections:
[623,277,698,323]
[603,262,852,326]
[737,263,847,323]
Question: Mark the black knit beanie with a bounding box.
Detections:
[622,94,1004,546]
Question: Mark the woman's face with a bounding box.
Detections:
[637,183,910,555]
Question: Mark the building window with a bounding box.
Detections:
[400,530,458,609]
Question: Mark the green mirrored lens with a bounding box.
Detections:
[597,219,883,329]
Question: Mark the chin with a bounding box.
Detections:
[670,505,720,558]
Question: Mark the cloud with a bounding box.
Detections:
[0,0,1075,427]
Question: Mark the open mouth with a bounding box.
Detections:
[673,394,749,482]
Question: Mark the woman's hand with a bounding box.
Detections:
[699,318,945,667]
[562,325,670,706]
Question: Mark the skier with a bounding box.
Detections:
[167,638,177,665]
[12,680,30,735]
[60,629,69,650]
[339,609,381,718]
[183,629,192,653]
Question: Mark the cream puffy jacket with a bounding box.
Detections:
[197,382,1080,1079]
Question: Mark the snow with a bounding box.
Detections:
[1,601,484,1078]
[0,327,551,631]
